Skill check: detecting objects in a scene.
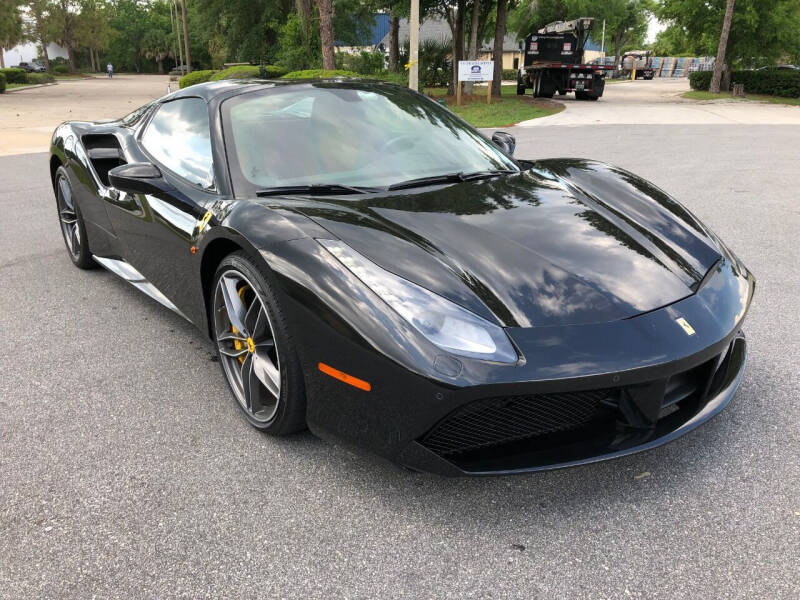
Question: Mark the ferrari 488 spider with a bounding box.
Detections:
[49,78,754,475]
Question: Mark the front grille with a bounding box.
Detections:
[421,390,612,456]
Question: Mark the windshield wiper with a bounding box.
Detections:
[255,184,381,197]
[388,169,516,191]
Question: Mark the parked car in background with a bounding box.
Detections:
[755,64,800,71]
[18,61,47,73]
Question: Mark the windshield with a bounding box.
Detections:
[222,82,518,193]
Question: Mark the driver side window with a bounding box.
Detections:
[141,98,214,189]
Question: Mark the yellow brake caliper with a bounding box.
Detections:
[231,285,251,365]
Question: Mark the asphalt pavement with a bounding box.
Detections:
[1,124,799,598]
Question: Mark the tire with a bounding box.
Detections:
[516,80,526,95]
[211,251,306,435]
[55,166,95,269]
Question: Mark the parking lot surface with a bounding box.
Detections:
[518,78,800,126]
[1,92,799,597]
[0,74,170,156]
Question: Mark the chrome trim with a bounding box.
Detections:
[93,256,190,321]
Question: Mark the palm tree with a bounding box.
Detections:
[143,29,173,74]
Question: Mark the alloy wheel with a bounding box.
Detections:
[57,175,80,259]
[213,269,282,423]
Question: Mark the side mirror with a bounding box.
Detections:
[492,131,516,156]
[108,162,163,195]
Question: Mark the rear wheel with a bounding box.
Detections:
[212,251,306,434]
[55,167,94,269]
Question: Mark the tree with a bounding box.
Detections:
[77,0,112,72]
[709,0,734,93]
[657,0,800,70]
[491,0,508,97]
[0,1,24,69]
[463,0,480,94]
[25,0,53,71]
[180,0,190,71]
[318,0,335,69]
[142,28,172,73]
[49,0,82,72]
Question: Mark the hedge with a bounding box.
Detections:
[259,64,288,78]
[689,69,800,97]
[502,69,518,80]
[688,71,712,91]
[0,67,26,84]
[733,69,800,97]
[209,65,261,80]
[0,72,5,93]
[179,69,218,88]
[281,69,360,79]
[25,72,54,84]
[53,64,70,74]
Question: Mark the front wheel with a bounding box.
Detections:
[516,78,526,95]
[55,167,95,269]
[212,251,306,434]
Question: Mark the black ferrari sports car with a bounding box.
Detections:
[49,78,754,475]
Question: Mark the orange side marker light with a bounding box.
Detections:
[318,362,371,391]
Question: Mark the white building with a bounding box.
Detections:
[2,41,67,68]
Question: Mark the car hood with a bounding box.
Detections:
[290,160,723,328]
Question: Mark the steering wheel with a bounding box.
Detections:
[378,134,418,155]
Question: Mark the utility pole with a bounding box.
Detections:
[180,0,191,73]
[408,0,419,90]
[601,20,605,54]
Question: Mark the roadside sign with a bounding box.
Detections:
[456,60,495,106]
[458,60,494,82]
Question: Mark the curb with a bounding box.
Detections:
[5,82,59,93]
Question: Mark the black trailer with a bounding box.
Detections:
[517,18,614,100]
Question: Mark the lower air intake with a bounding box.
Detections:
[421,390,612,456]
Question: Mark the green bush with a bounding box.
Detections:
[259,64,288,78]
[414,39,451,88]
[336,51,385,75]
[733,69,800,97]
[25,72,54,84]
[502,69,518,80]
[373,71,408,86]
[179,69,218,88]
[690,69,800,97]
[209,65,260,80]
[0,72,6,93]
[53,64,70,74]
[281,69,360,79]
[689,71,712,91]
[0,67,26,84]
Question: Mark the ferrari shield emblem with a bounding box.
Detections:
[676,317,696,336]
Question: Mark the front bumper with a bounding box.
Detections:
[272,239,754,476]
[398,331,746,475]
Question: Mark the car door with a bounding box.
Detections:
[104,97,218,318]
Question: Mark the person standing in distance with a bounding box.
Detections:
[106,62,113,78]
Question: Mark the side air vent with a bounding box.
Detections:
[82,134,125,187]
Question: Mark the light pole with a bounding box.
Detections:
[408,0,419,91]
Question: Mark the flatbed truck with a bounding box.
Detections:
[517,18,614,100]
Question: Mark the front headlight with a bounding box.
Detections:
[319,239,518,364]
